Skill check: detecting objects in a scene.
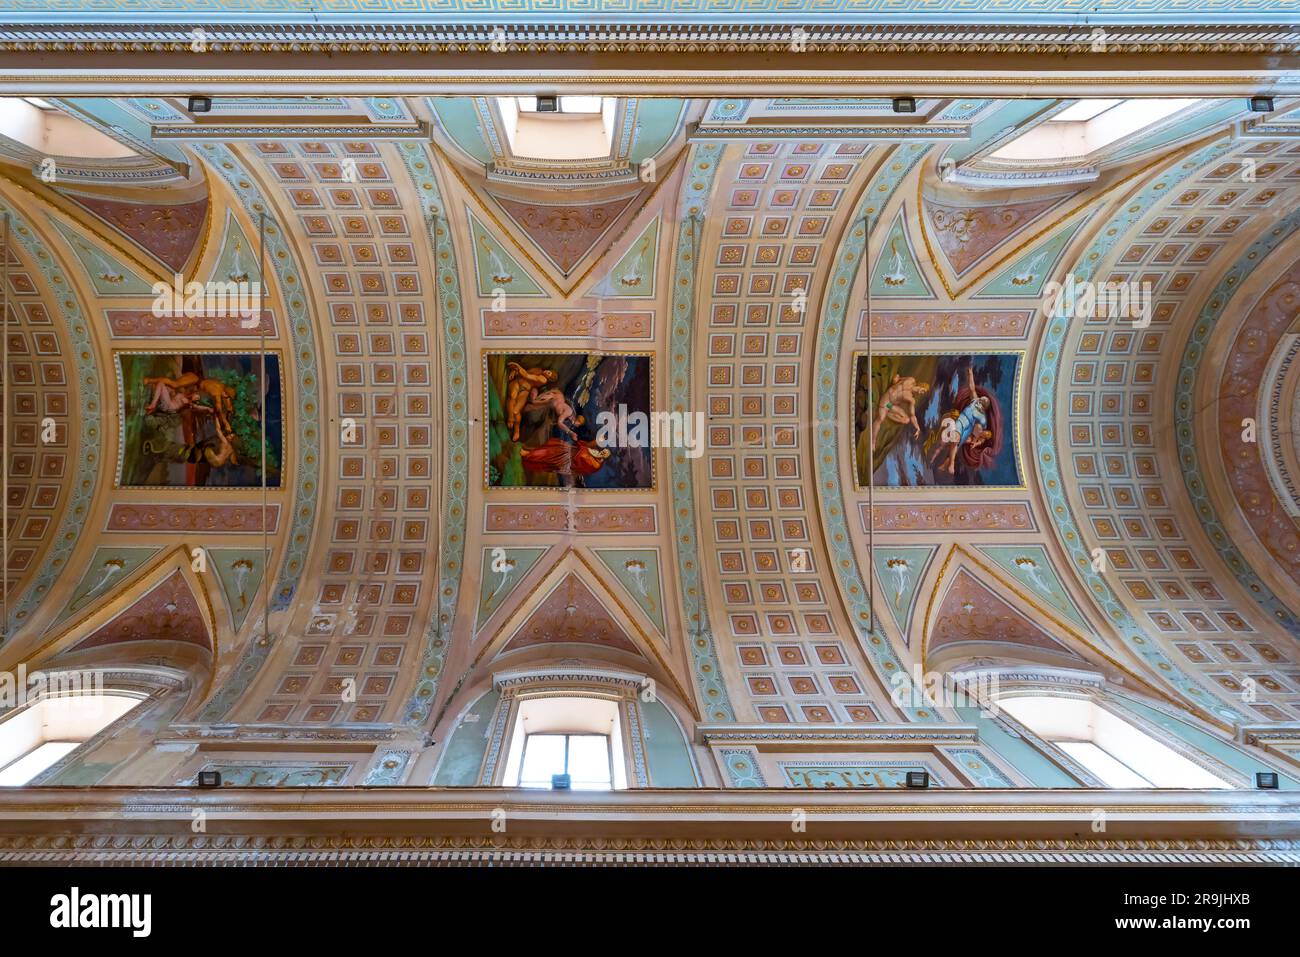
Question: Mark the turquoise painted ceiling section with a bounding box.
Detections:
[975,216,1086,299]
[48,216,155,296]
[58,97,190,166]
[593,548,667,635]
[871,545,938,643]
[467,209,545,297]
[588,216,659,300]
[208,548,268,634]
[209,209,256,285]
[476,546,548,627]
[626,100,685,166]
[870,209,934,299]
[976,544,1091,631]
[430,97,493,165]
[56,546,161,626]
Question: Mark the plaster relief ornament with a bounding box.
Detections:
[479,232,514,285]
[1010,245,1051,287]
[230,558,255,612]
[624,558,650,600]
[885,557,912,610]
[486,552,518,608]
[882,239,909,287]
[1014,556,1049,594]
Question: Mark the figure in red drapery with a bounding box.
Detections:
[520,439,611,477]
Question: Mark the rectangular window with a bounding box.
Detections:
[0,694,142,786]
[0,740,80,786]
[518,733,612,790]
[1057,740,1153,788]
[1000,695,1231,788]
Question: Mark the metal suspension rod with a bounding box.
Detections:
[1,212,9,642]
[862,215,874,635]
[258,211,268,644]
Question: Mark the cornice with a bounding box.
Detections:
[159,723,402,743]
[698,723,980,746]
[152,122,430,141]
[0,23,1297,52]
[0,786,1295,865]
[0,835,1296,866]
[688,123,969,141]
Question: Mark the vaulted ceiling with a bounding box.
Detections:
[1,89,1298,742]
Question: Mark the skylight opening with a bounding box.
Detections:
[989,98,1204,162]
[0,97,137,159]
[999,695,1231,789]
[495,95,617,161]
[1051,98,1122,123]
[0,693,142,786]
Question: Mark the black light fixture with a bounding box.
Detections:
[1256,771,1279,790]
[188,95,212,114]
[892,96,917,114]
[905,771,930,789]
[550,773,572,790]
[535,95,558,113]
[1249,96,1274,114]
[196,770,222,788]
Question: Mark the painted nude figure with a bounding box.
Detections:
[870,374,931,445]
[504,361,557,441]
[143,373,237,437]
[144,378,202,415]
[525,387,585,441]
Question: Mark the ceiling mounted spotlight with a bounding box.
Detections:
[535,94,558,113]
[905,770,930,789]
[196,770,222,788]
[188,95,212,114]
[1256,771,1279,789]
[892,96,917,114]
[1248,96,1274,113]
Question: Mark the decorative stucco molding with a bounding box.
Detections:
[0,786,1295,865]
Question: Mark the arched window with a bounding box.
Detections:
[999,695,1229,788]
[0,692,142,785]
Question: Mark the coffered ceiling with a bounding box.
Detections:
[0,72,1298,745]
